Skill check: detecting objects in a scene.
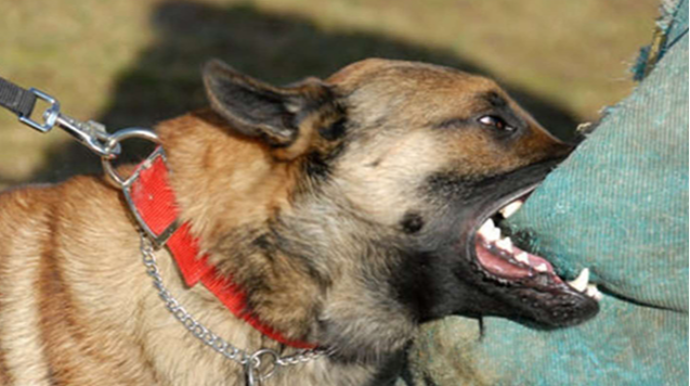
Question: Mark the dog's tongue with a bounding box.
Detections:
[475,241,531,278]
[475,237,557,280]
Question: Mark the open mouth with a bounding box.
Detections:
[472,188,602,303]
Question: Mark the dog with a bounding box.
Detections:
[0,58,599,386]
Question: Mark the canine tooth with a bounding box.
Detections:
[479,219,496,235]
[585,284,603,301]
[479,219,501,242]
[515,252,529,264]
[496,237,513,251]
[487,226,501,242]
[568,268,590,292]
[535,263,548,272]
[500,201,523,218]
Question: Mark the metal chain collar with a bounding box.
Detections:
[139,233,326,385]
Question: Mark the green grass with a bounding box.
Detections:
[0,0,659,187]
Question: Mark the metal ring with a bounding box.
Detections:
[101,128,161,187]
[249,349,280,381]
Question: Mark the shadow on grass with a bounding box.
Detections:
[31,0,579,183]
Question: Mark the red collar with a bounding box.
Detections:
[122,147,316,350]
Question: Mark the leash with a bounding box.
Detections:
[0,77,325,385]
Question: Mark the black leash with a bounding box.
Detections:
[0,77,39,122]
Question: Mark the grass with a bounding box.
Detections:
[0,0,659,187]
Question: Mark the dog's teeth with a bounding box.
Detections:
[500,200,523,218]
[479,219,495,235]
[515,252,529,264]
[585,283,603,301]
[568,268,590,292]
[488,226,501,242]
[535,263,548,272]
[496,237,513,251]
[479,219,501,242]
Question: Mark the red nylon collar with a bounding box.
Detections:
[123,147,316,350]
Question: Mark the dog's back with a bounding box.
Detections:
[0,179,163,385]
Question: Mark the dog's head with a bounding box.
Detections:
[201,58,598,360]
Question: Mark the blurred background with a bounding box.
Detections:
[0,0,659,188]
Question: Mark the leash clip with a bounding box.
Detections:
[1,77,120,158]
[15,87,122,159]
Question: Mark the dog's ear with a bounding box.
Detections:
[203,59,334,150]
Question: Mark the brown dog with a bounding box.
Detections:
[0,59,598,386]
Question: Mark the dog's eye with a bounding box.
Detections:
[478,115,513,132]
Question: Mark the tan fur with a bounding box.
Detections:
[0,58,570,385]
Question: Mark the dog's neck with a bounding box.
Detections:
[154,109,324,343]
[158,109,292,246]
[152,109,416,361]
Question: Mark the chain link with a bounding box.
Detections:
[139,234,326,383]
